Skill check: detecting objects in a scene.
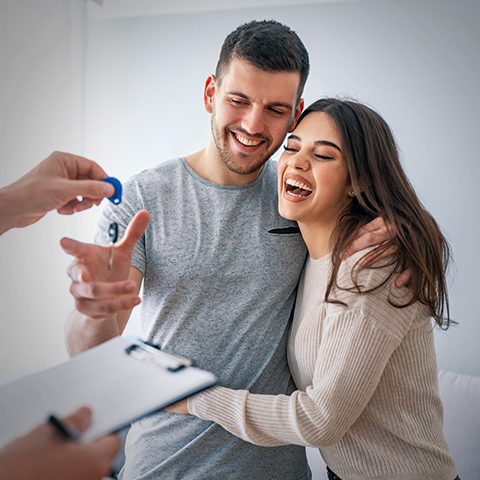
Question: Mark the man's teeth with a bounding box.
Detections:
[234,132,262,147]
[285,178,312,192]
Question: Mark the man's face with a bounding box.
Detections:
[204,58,304,176]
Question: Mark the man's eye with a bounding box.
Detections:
[270,108,286,115]
[230,98,245,105]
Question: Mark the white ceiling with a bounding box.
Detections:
[87,0,366,19]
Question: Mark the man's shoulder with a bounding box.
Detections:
[124,157,187,191]
[129,158,184,182]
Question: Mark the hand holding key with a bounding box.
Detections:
[60,210,150,320]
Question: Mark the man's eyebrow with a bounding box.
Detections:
[287,135,342,152]
[227,91,293,111]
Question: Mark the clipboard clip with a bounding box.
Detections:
[125,339,192,372]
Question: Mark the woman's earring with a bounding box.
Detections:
[348,190,356,197]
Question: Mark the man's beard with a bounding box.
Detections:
[211,111,274,176]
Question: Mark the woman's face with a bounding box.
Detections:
[278,112,351,225]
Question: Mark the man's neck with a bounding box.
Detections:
[186,145,264,186]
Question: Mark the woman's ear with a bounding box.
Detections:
[204,75,217,114]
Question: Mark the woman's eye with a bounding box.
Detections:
[314,154,334,160]
[283,145,297,152]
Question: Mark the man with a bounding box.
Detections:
[63,21,390,479]
[0,151,123,479]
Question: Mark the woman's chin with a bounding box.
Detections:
[278,203,302,222]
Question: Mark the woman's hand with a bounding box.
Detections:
[165,399,189,414]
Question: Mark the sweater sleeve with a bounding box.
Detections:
[188,256,419,447]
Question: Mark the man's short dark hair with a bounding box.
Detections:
[215,20,310,103]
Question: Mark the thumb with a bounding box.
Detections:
[118,210,150,254]
[62,406,92,434]
[61,179,114,201]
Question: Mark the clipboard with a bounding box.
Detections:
[0,336,216,447]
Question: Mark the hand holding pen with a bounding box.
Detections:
[0,407,119,480]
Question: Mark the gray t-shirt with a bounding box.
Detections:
[97,158,310,480]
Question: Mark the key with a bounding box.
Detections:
[108,222,119,270]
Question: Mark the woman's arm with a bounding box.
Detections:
[188,259,418,447]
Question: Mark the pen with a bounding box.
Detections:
[48,414,80,441]
[48,413,118,479]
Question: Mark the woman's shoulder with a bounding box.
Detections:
[328,248,423,339]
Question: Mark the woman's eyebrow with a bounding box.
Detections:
[314,140,342,152]
[287,135,342,153]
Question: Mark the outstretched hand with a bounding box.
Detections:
[61,210,150,319]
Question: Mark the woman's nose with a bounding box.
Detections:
[287,152,310,171]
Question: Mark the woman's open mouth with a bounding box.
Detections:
[284,177,313,199]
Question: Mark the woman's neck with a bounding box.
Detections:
[298,220,336,260]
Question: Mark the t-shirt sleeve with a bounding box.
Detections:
[95,176,147,274]
[188,254,419,447]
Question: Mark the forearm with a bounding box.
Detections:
[0,185,23,235]
[189,313,401,448]
[65,310,120,356]
[189,386,343,448]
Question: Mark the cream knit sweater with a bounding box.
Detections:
[188,252,457,480]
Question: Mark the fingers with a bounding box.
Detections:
[67,179,114,200]
[53,151,110,181]
[67,261,91,283]
[70,280,136,299]
[395,268,412,288]
[343,216,396,259]
[61,237,96,261]
[73,295,141,319]
[360,245,396,266]
[118,210,150,254]
[62,407,92,434]
[57,197,99,215]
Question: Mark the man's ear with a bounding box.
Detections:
[288,98,305,132]
[204,75,217,114]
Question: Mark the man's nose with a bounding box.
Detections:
[240,106,265,136]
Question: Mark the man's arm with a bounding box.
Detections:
[62,210,150,356]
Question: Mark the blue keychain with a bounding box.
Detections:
[102,177,122,205]
[102,177,122,270]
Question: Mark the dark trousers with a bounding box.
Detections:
[326,466,461,480]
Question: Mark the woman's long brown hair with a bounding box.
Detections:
[298,98,451,328]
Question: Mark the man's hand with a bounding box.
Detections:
[165,398,189,415]
[342,217,411,288]
[61,210,150,320]
[0,151,115,234]
[0,407,120,480]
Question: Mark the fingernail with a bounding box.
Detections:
[103,183,114,196]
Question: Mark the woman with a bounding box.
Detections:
[168,98,458,480]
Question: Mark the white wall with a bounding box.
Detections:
[0,0,87,382]
[1,0,478,477]
[83,0,480,377]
